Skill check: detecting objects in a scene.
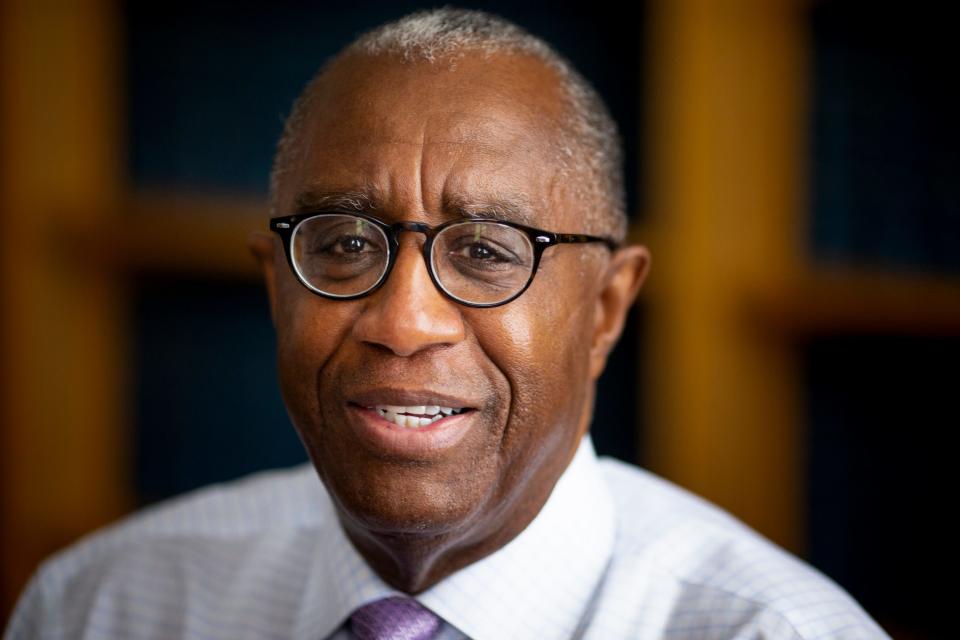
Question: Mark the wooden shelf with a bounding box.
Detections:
[62,191,268,279]
[751,268,960,336]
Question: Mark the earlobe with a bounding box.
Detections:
[589,245,651,379]
[247,230,280,327]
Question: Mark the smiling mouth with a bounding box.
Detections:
[364,404,471,429]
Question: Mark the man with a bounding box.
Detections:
[6,8,887,640]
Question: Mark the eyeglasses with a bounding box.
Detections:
[269,211,617,308]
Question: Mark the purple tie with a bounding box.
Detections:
[349,596,441,640]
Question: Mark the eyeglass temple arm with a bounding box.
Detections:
[553,233,619,250]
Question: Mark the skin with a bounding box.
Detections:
[248,50,650,593]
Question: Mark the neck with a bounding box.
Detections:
[338,479,554,594]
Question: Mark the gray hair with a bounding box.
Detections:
[269,7,627,242]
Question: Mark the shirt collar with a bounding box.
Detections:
[296,435,615,640]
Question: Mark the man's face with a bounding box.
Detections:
[262,51,629,583]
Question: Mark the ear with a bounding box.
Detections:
[247,230,280,327]
[589,245,651,379]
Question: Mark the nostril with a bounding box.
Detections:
[363,341,397,356]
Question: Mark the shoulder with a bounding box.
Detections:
[5,464,330,640]
[590,458,890,639]
[55,462,327,551]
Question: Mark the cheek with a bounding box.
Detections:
[275,292,356,429]
[472,270,595,471]
[498,259,596,383]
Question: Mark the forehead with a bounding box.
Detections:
[279,51,576,226]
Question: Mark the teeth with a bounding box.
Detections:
[371,404,466,429]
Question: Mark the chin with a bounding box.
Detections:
[317,454,493,539]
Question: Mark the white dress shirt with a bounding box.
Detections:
[4,435,889,639]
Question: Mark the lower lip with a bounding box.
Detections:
[347,404,477,457]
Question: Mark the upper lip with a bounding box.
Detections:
[348,387,481,410]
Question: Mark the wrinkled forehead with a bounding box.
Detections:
[276,51,578,226]
[311,50,568,137]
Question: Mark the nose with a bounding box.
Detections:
[351,234,466,356]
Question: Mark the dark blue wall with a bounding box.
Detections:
[806,4,958,636]
[810,4,959,274]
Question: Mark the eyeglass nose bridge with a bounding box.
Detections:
[389,220,433,235]
[375,220,449,302]
[384,220,440,248]
[381,219,442,265]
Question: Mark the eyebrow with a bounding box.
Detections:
[291,187,538,227]
[443,193,537,226]
[292,189,383,214]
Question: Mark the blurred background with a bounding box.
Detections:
[1,1,957,637]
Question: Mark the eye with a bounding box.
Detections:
[440,225,529,270]
[333,236,369,254]
[463,242,508,262]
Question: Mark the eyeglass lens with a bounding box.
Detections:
[290,214,536,305]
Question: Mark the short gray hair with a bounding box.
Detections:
[269,7,627,242]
